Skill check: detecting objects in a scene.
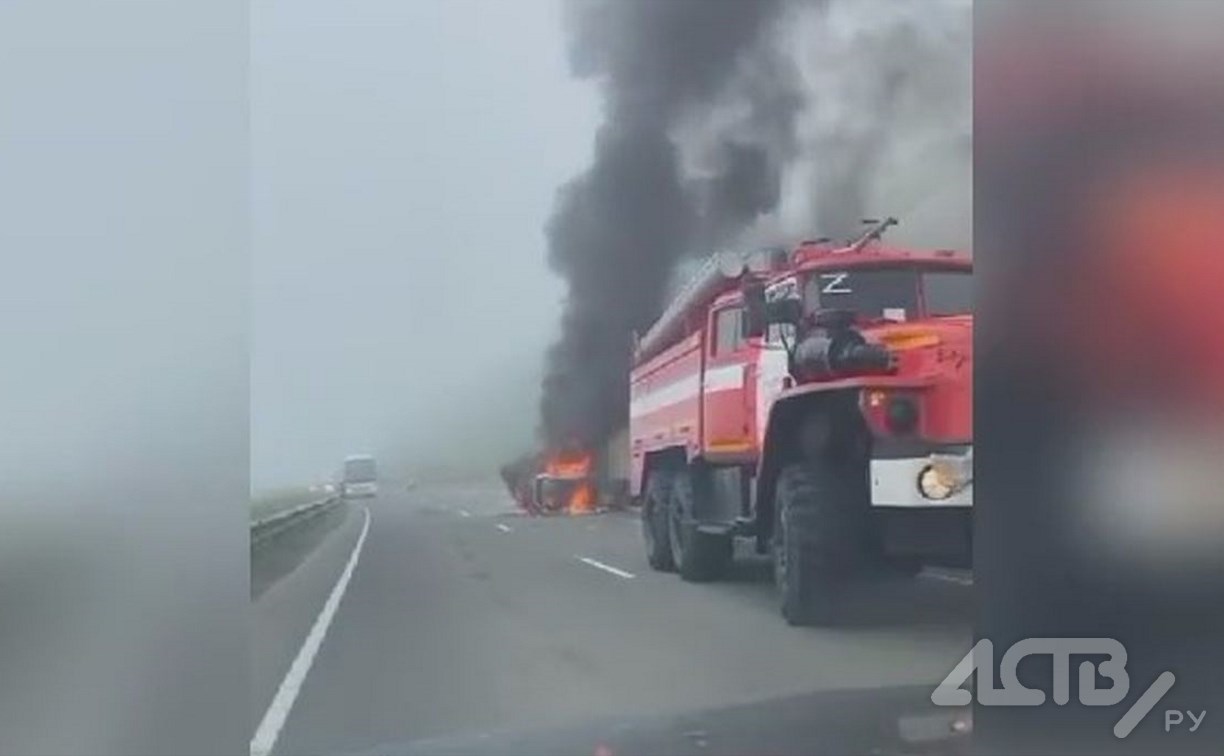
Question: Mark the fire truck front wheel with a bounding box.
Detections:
[774,463,871,626]
[642,471,676,572]
[668,468,733,582]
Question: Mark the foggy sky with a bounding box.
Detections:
[252,0,599,489]
[252,0,971,491]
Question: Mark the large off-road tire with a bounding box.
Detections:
[774,463,873,626]
[642,470,675,572]
[668,467,733,582]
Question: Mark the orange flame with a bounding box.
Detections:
[542,449,595,514]
[544,450,592,479]
[569,481,594,514]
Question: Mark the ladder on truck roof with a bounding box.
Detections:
[634,248,788,364]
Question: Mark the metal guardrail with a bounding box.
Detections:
[250,495,340,547]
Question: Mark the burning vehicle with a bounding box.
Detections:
[533,448,595,515]
[500,431,629,516]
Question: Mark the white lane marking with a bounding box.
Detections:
[921,569,974,587]
[458,509,471,518]
[577,556,635,579]
[495,523,512,533]
[251,506,371,756]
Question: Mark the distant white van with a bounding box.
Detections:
[341,454,377,498]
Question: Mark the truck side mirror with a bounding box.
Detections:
[743,281,803,340]
[742,280,766,339]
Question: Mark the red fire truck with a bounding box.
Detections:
[629,218,972,625]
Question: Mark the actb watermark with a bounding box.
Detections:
[932,638,1203,738]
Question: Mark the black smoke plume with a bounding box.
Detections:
[539,0,787,448]
[538,0,971,451]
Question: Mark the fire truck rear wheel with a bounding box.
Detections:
[774,463,870,626]
[642,471,676,572]
[668,468,733,582]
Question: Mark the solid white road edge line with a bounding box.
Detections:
[250,505,372,756]
[577,556,635,579]
[495,523,512,533]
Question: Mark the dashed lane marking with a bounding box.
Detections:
[577,556,635,579]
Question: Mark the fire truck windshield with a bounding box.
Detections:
[802,266,971,322]
[922,269,973,315]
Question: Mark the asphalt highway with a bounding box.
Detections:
[251,482,972,756]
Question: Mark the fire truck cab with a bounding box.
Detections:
[629,219,972,625]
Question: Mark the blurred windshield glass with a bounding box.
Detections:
[802,267,971,321]
[923,270,973,315]
[803,268,919,321]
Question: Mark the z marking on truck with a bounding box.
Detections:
[820,271,852,294]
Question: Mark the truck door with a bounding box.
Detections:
[703,305,753,459]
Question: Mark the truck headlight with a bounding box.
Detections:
[918,453,973,500]
[918,464,955,500]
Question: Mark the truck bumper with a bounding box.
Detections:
[870,445,973,508]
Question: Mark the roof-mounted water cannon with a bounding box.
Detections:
[840,216,899,254]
